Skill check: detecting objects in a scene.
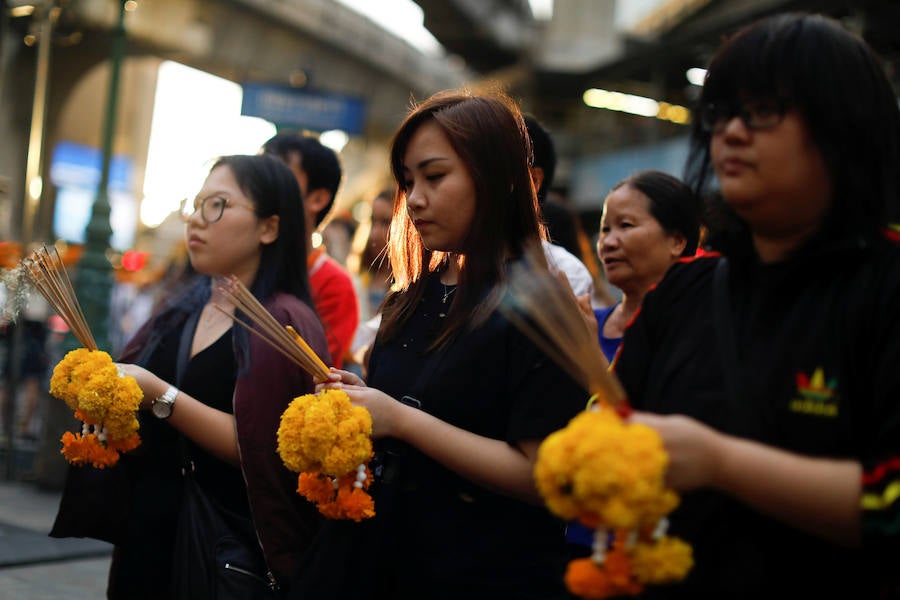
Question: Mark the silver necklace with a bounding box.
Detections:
[441,283,457,304]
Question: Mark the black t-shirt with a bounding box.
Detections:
[296,273,587,600]
[614,236,900,598]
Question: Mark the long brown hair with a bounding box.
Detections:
[379,89,546,349]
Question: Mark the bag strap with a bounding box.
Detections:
[378,281,451,472]
[176,309,199,388]
[384,274,451,409]
[401,344,448,409]
[171,306,278,593]
[176,309,201,468]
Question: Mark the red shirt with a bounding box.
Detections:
[307,247,359,368]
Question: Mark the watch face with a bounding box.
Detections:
[152,399,173,419]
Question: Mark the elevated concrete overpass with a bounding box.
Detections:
[0,0,471,244]
[3,0,899,242]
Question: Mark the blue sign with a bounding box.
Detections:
[49,141,136,250]
[570,135,690,208]
[241,83,366,135]
[50,141,132,191]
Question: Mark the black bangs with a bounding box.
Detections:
[702,14,806,106]
[687,11,900,246]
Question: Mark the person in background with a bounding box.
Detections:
[349,188,393,323]
[614,13,900,597]
[262,133,359,369]
[524,114,616,306]
[346,187,394,377]
[594,170,702,363]
[321,209,357,266]
[98,155,329,598]
[564,169,702,558]
[110,263,162,358]
[294,89,586,599]
[540,195,582,261]
[0,288,50,441]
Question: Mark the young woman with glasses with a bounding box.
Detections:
[612,13,900,598]
[97,154,329,598]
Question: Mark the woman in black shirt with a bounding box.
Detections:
[295,90,586,599]
[615,13,900,598]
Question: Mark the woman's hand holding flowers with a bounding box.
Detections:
[627,411,723,492]
[333,385,407,440]
[115,363,168,411]
[315,368,408,440]
[315,367,365,389]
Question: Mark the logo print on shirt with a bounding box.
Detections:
[789,367,839,417]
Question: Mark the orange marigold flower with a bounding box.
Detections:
[51,348,142,467]
[536,401,693,597]
[317,499,346,520]
[297,473,335,505]
[335,486,375,522]
[106,433,141,453]
[631,536,694,584]
[278,390,375,521]
[277,390,372,476]
[565,557,643,599]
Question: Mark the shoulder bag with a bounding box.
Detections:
[169,310,280,599]
[171,453,279,599]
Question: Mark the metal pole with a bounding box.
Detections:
[0,0,9,102]
[21,1,58,247]
[72,0,128,354]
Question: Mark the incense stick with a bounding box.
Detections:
[21,245,97,350]
[213,275,331,380]
[501,245,627,407]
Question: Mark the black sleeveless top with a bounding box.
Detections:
[142,323,249,516]
[108,324,251,599]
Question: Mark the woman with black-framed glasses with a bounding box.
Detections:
[612,13,900,598]
[54,154,331,599]
[697,97,791,134]
[180,193,257,224]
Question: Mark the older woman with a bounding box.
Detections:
[594,170,702,362]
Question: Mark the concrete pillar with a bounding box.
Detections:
[534,0,620,73]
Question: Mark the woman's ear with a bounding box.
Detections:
[669,232,687,259]
[259,215,280,245]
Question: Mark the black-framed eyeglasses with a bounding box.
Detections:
[181,195,255,224]
[698,99,790,134]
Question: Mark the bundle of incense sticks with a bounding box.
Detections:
[501,244,627,407]
[20,244,97,350]
[214,275,331,380]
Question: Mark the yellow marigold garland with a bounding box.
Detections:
[277,389,375,521]
[535,402,693,598]
[50,348,142,468]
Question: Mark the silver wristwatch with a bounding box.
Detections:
[151,385,178,419]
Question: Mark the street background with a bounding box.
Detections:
[0,474,111,599]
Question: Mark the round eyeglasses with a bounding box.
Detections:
[698,99,790,134]
[181,195,255,224]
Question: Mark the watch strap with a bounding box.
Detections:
[152,385,178,419]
